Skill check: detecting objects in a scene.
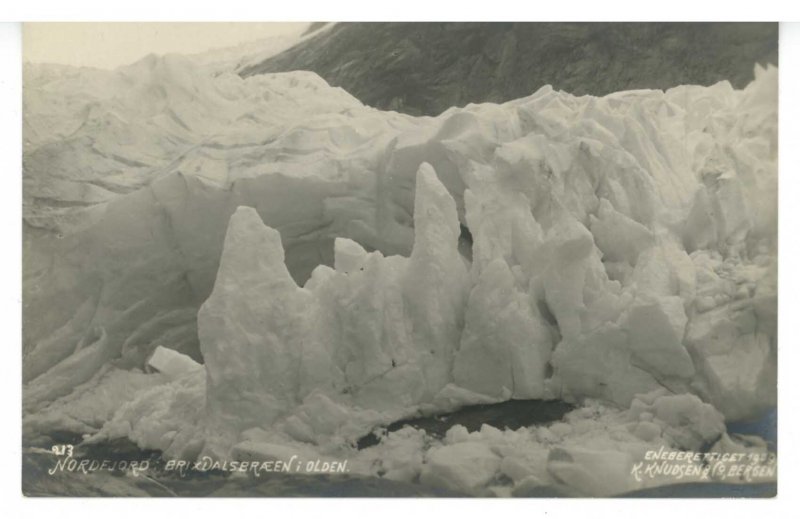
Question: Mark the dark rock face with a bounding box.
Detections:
[241,22,778,117]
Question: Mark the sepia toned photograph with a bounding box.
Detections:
[20,21,779,498]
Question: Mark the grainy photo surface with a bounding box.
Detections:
[21,22,778,497]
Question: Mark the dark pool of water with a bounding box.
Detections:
[727,408,778,448]
[356,399,575,449]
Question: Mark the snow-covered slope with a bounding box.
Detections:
[187,23,336,75]
[23,52,777,496]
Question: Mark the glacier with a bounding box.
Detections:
[22,52,778,496]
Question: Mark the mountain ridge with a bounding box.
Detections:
[241,22,778,116]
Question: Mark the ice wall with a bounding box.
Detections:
[23,57,778,467]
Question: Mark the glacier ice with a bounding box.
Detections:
[146,345,203,379]
[22,52,778,496]
[197,164,470,441]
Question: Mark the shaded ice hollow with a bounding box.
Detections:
[22,52,777,496]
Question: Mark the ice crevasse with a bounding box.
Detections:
[23,57,777,494]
